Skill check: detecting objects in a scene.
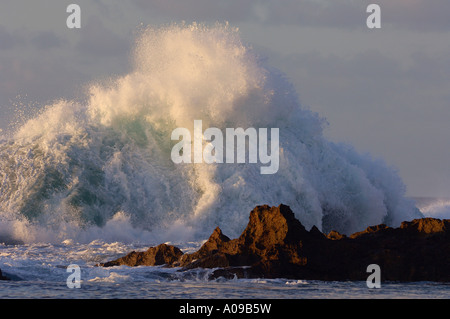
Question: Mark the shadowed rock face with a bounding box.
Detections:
[98,243,183,267]
[99,204,450,282]
[0,268,10,281]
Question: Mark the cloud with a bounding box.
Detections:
[0,54,87,107]
[247,0,450,32]
[128,0,449,32]
[0,25,16,50]
[29,31,65,50]
[262,44,450,196]
[128,0,365,29]
[76,17,130,57]
[0,26,65,51]
[131,0,254,23]
[377,0,450,32]
[255,0,365,29]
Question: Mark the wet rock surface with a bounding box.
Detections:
[0,268,10,281]
[100,204,450,282]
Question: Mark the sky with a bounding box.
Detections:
[0,0,449,198]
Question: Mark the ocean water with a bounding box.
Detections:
[0,22,448,299]
[2,239,450,299]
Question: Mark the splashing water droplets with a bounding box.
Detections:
[0,22,421,244]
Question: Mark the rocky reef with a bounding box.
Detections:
[99,204,450,282]
[0,268,10,281]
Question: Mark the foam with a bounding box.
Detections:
[0,22,421,244]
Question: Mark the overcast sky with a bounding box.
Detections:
[0,0,449,197]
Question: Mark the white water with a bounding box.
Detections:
[414,197,450,219]
[1,240,449,299]
[0,22,422,246]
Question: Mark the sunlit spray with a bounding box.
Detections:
[171,120,279,175]
[0,22,421,244]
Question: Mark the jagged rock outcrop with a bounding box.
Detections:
[98,243,183,267]
[99,204,450,282]
[0,268,10,281]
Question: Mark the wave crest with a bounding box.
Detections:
[0,22,421,243]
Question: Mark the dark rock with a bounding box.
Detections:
[177,204,313,277]
[98,243,183,267]
[178,226,231,266]
[326,230,346,240]
[99,204,450,282]
[0,268,10,281]
[183,252,231,270]
[349,224,391,239]
[400,218,449,235]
